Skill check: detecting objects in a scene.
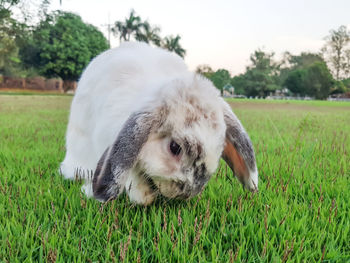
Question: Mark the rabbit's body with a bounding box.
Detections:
[61,42,188,179]
[61,42,258,205]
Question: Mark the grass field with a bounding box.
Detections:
[0,95,349,262]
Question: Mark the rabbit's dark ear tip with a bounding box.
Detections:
[246,175,259,192]
[92,185,110,202]
[240,167,258,192]
[92,170,121,202]
[92,146,118,202]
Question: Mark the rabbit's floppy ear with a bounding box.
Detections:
[93,111,162,202]
[221,104,258,191]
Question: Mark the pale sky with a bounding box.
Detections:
[48,0,350,75]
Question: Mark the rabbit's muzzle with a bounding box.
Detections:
[152,177,209,200]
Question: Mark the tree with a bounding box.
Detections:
[0,0,28,76]
[112,10,186,57]
[0,0,20,7]
[134,21,161,47]
[345,49,350,77]
[112,9,145,42]
[1,0,51,25]
[304,62,334,99]
[284,61,334,99]
[282,53,335,98]
[20,11,109,90]
[342,78,350,90]
[330,80,347,94]
[161,35,186,58]
[230,74,247,95]
[0,0,20,19]
[221,50,279,98]
[195,64,214,78]
[244,69,279,97]
[283,69,307,96]
[322,25,350,80]
[238,49,280,97]
[207,69,231,95]
[289,52,324,69]
[0,21,22,75]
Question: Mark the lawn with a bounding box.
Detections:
[0,95,349,262]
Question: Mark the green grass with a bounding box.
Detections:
[0,95,349,262]
[0,90,72,96]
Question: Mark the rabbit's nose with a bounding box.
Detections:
[177,181,186,191]
[176,182,192,199]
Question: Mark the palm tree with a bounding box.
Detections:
[112,10,186,58]
[162,35,186,58]
[112,9,144,41]
[112,21,127,41]
[135,21,161,47]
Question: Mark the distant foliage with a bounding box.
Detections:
[195,64,214,78]
[342,77,350,90]
[195,25,350,100]
[198,50,339,100]
[19,11,109,88]
[226,50,280,98]
[283,54,335,99]
[0,0,20,14]
[196,66,233,95]
[0,0,26,76]
[284,69,307,96]
[112,9,186,58]
[112,9,144,42]
[162,35,186,58]
[322,25,350,80]
[207,69,231,95]
[0,16,20,75]
[304,62,334,100]
[241,50,280,97]
[1,3,349,99]
[134,21,162,47]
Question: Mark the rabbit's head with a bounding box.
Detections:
[92,75,258,202]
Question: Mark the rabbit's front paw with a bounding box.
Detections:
[126,174,157,206]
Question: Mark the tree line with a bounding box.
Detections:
[197,25,350,100]
[1,0,350,99]
[111,9,186,58]
[0,1,186,90]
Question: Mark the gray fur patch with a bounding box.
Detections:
[182,137,203,160]
[192,163,209,194]
[110,112,155,171]
[93,111,160,202]
[94,147,110,177]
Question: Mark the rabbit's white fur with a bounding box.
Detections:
[60,42,258,205]
[61,43,187,177]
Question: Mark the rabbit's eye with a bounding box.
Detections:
[170,140,182,156]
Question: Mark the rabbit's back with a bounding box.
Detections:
[73,42,188,121]
[77,42,188,97]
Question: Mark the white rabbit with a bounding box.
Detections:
[60,42,258,205]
